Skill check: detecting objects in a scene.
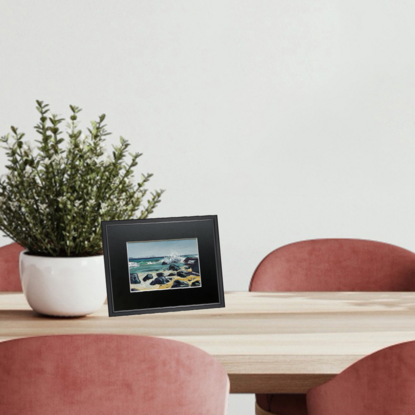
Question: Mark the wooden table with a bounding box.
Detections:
[1,291,415,393]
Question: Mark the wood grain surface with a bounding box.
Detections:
[1,291,415,393]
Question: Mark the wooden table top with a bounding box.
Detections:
[1,291,415,393]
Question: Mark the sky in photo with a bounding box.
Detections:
[127,238,199,259]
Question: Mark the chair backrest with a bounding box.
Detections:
[307,341,415,415]
[249,239,415,292]
[0,242,24,291]
[0,334,229,415]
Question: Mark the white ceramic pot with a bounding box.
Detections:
[19,251,106,317]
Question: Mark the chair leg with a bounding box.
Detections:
[255,402,282,415]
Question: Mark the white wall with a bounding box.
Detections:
[2,1,415,413]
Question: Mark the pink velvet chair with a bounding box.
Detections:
[0,334,230,415]
[249,239,415,415]
[307,340,415,415]
[0,242,24,291]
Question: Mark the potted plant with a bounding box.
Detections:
[0,101,163,317]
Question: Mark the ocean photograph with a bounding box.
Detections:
[127,238,202,292]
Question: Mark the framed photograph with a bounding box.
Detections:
[101,215,225,316]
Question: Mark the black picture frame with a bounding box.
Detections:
[101,215,225,317]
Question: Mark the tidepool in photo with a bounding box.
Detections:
[127,238,202,292]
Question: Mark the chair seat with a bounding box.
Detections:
[0,334,229,415]
[307,340,415,414]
